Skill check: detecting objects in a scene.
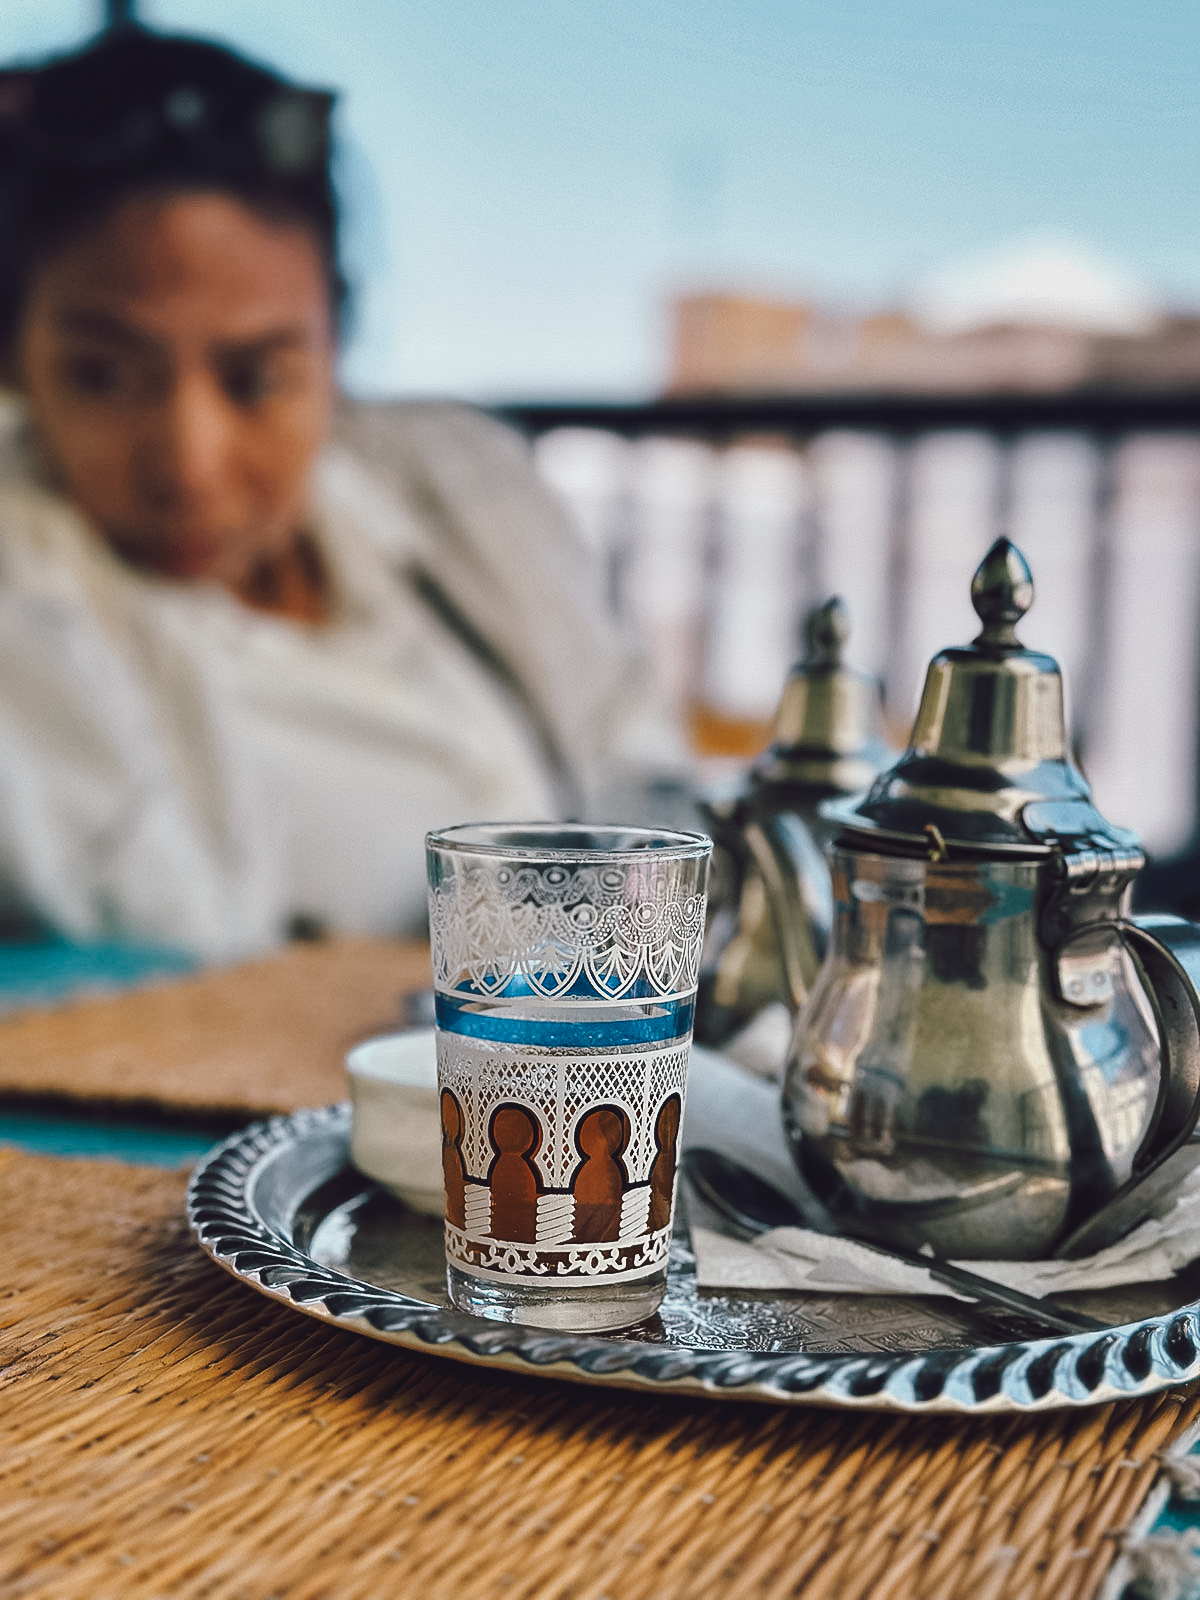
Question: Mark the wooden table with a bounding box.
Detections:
[0,940,1195,1599]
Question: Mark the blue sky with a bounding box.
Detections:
[5,1,1200,396]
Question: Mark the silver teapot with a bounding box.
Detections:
[696,599,891,1050]
[781,539,1200,1260]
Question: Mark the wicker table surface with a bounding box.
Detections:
[1,943,1196,1596]
[0,1144,1195,1600]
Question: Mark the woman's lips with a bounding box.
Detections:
[106,523,239,580]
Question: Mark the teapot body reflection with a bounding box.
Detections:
[780,539,1200,1260]
[783,848,1185,1258]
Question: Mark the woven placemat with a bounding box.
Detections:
[1,1148,1196,1600]
[0,938,429,1120]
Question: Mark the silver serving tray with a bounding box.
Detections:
[187,1103,1200,1413]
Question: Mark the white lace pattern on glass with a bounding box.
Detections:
[429,859,706,1001]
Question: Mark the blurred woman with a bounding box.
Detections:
[0,27,666,959]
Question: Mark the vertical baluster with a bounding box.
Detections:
[532,427,631,622]
[883,433,915,740]
[698,438,807,754]
[1085,434,1200,856]
[626,436,713,728]
[1008,432,1101,757]
[811,430,895,688]
[794,434,822,651]
[992,433,1017,542]
[1073,433,1118,777]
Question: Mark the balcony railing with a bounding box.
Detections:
[497,386,1200,907]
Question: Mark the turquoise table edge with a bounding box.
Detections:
[1108,1424,1200,1598]
[0,1108,231,1168]
[0,935,235,1167]
[0,932,195,1010]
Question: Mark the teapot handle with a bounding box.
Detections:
[1053,913,1200,1259]
[1123,914,1200,1164]
[741,813,832,1013]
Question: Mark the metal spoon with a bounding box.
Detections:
[682,1146,1106,1336]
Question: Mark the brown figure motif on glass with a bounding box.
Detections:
[647,1092,682,1233]
[571,1105,630,1243]
[440,1087,467,1230]
[487,1103,542,1242]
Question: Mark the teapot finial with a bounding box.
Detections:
[764,595,887,770]
[826,535,1098,851]
[971,537,1034,651]
[805,596,849,669]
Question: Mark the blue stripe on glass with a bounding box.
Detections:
[434,993,694,1048]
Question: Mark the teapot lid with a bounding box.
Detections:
[750,597,890,797]
[825,538,1140,858]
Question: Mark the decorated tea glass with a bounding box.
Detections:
[426,822,711,1331]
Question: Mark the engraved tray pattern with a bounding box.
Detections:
[187,1104,1200,1413]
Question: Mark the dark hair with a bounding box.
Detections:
[0,25,345,352]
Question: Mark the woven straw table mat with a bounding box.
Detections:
[0,938,429,1120]
[2,1151,1197,1600]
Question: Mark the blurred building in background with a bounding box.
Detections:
[668,239,1200,396]
[670,297,1200,395]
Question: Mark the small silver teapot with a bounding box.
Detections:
[781,539,1200,1260]
[696,599,891,1050]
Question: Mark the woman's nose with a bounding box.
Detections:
[144,373,233,510]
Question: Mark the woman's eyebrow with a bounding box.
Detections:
[214,327,316,360]
[51,312,316,359]
[54,307,162,352]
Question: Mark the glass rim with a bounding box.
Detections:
[425,820,712,863]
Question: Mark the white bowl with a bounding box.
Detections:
[345,1029,443,1216]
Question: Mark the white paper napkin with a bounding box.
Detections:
[690,1167,1200,1298]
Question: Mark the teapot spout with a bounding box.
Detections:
[694,802,831,1050]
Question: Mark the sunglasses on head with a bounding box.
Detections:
[0,66,334,182]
